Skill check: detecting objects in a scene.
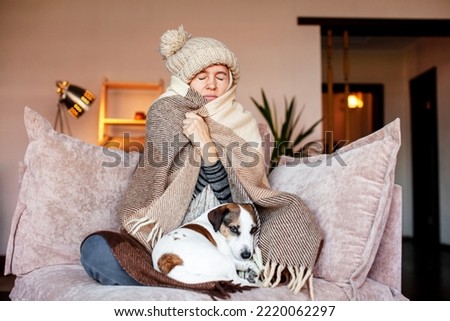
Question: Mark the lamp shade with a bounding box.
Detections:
[56,80,96,118]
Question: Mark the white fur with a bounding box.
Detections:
[152,203,260,285]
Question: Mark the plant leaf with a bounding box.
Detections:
[293,117,323,147]
[250,89,323,169]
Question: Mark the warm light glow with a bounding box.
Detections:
[347,92,364,109]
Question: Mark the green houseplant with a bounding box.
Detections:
[251,89,322,170]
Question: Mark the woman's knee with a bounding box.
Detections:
[80,233,141,286]
[80,234,110,265]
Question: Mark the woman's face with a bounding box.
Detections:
[189,64,230,101]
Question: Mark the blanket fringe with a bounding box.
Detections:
[261,260,276,287]
[209,281,254,301]
[147,223,163,248]
[127,216,153,234]
[127,217,163,248]
[308,272,315,300]
[260,260,314,296]
[272,263,286,288]
[287,266,296,288]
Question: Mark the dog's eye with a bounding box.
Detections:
[250,226,258,235]
[229,226,240,235]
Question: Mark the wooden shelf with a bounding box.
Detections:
[103,81,163,90]
[98,78,164,147]
[102,118,146,125]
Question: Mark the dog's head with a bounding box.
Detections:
[207,203,258,261]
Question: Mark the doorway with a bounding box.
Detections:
[322,83,384,148]
[409,67,440,246]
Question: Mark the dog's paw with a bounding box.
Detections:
[240,261,261,284]
[245,267,260,284]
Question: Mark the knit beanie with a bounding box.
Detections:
[159,26,239,86]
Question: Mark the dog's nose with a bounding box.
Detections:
[241,250,252,260]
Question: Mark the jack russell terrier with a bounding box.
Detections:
[152,203,261,285]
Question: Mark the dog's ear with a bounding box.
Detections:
[240,203,258,222]
[207,204,233,232]
[240,203,257,215]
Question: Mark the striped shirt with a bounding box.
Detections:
[193,160,233,203]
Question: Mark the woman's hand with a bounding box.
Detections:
[182,112,219,165]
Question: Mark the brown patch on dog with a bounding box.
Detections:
[207,203,258,239]
[183,224,217,247]
[219,224,233,238]
[219,206,241,238]
[157,253,183,274]
[208,204,240,229]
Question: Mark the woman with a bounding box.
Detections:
[81,26,322,296]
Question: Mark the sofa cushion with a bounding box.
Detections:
[268,119,401,297]
[5,107,140,276]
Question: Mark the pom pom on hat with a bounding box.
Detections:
[159,26,239,86]
[160,26,191,59]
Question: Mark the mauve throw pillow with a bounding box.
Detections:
[5,107,140,276]
[268,119,401,297]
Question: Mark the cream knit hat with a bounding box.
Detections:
[159,26,239,86]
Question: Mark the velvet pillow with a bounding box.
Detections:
[268,119,401,296]
[5,107,140,276]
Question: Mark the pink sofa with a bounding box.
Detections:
[4,107,407,301]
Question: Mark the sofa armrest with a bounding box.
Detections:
[367,184,402,291]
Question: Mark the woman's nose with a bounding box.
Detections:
[206,77,216,89]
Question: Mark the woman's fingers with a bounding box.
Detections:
[183,112,211,144]
[182,112,218,165]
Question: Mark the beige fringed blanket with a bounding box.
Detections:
[115,76,323,296]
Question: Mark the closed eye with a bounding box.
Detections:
[229,226,240,235]
[196,72,207,79]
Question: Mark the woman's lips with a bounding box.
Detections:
[203,95,217,101]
